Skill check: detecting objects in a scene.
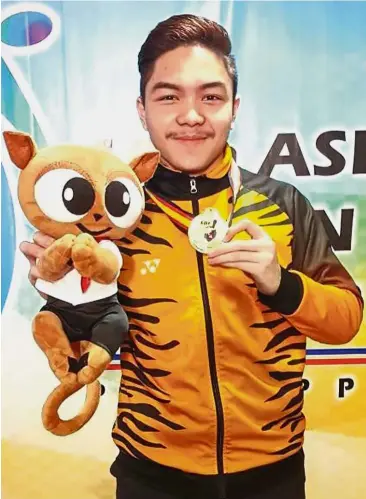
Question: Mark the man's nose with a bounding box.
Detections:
[176,103,205,126]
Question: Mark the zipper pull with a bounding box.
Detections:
[190,178,198,194]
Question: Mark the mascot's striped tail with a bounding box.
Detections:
[42,380,102,436]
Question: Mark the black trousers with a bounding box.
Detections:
[41,294,128,357]
[116,473,305,499]
[112,450,306,499]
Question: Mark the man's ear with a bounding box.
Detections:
[129,151,160,183]
[136,97,147,130]
[232,95,240,122]
[3,131,37,170]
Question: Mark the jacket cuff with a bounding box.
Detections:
[258,267,304,315]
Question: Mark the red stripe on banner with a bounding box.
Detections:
[306,358,366,365]
[107,365,121,370]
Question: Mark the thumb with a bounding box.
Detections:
[223,219,251,242]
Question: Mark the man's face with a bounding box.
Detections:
[137,45,240,175]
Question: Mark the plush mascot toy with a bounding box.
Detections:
[3,131,159,436]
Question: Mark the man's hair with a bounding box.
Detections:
[138,14,238,103]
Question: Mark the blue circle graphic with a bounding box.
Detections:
[1,11,53,47]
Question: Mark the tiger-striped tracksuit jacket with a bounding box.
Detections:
[110,152,363,498]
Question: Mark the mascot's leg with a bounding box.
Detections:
[76,343,112,385]
[32,311,77,383]
[77,307,128,384]
[32,312,102,436]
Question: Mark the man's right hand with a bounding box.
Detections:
[19,232,55,287]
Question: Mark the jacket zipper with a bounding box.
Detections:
[191,181,226,499]
[190,178,198,194]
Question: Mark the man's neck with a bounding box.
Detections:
[159,151,226,177]
[145,163,231,201]
[145,145,234,200]
[159,159,212,177]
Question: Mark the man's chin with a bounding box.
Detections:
[165,153,215,175]
[172,162,211,175]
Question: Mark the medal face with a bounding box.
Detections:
[188,208,228,254]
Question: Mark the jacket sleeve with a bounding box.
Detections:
[258,187,364,344]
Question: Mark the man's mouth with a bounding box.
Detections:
[173,136,209,141]
[76,223,112,236]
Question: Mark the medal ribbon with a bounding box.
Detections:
[145,148,241,234]
[146,191,193,233]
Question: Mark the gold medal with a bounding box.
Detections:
[188,208,228,254]
[147,159,241,254]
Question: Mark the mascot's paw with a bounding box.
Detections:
[38,234,76,281]
[74,233,97,247]
[72,233,99,278]
[77,344,111,384]
[50,351,78,384]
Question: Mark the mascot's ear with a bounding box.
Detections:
[129,151,160,183]
[3,131,38,170]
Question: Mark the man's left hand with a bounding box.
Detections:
[207,219,281,296]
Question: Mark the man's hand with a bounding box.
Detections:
[207,219,282,296]
[19,231,56,289]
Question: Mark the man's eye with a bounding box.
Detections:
[159,95,178,101]
[203,95,222,101]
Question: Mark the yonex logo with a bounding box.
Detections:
[140,259,161,275]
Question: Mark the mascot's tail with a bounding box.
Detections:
[42,380,102,436]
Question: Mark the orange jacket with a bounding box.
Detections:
[112,160,363,477]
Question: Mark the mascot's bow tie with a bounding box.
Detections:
[81,277,91,293]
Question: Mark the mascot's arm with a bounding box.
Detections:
[37,234,76,282]
[72,234,122,284]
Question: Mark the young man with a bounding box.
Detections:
[21,14,363,499]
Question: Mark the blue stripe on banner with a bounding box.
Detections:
[307,348,366,356]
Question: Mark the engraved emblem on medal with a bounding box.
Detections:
[188,208,228,254]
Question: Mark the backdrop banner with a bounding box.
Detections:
[1,2,365,499]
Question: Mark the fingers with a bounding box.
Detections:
[20,233,53,291]
[28,266,49,299]
[33,231,55,249]
[19,241,45,265]
[224,219,270,242]
[208,251,265,266]
[216,261,259,274]
[208,240,264,258]
[19,231,54,264]
[19,234,54,299]
[28,265,43,286]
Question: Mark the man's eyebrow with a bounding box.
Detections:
[150,81,228,93]
[199,81,227,92]
[151,82,181,92]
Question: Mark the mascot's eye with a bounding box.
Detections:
[35,169,95,222]
[105,178,143,229]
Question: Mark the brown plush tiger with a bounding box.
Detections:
[3,130,159,436]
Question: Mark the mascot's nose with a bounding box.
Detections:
[93,213,103,222]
